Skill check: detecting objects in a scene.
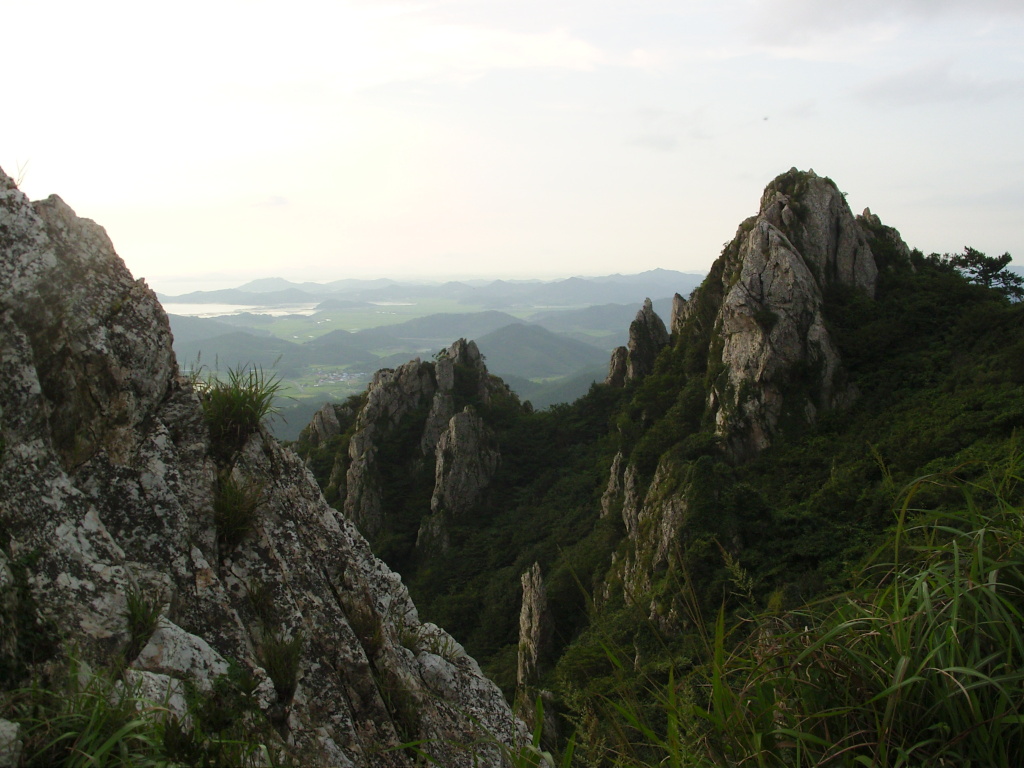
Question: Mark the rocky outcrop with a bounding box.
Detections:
[670,292,690,335]
[344,360,438,538]
[431,410,499,515]
[516,563,551,688]
[417,407,500,553]
[304,401,343,447]
[605,346,628,388]
[0,168,520,766]
[335,337,519,558]
[600,169,911,628]
[859,207,913,269]
[700,168,904,459]
[606,298,670,387]
[627,299,670,380]
[600,451,625,518]
[617,460,691,604]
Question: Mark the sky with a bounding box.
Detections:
[3,0,1023,294]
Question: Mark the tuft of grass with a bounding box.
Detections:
[258,631,303,703]
[122,584,162,663]
[246,578,278,628]
[346,600,385,659]
[3,657,162,768]
[555,451,1024,768]
[200,365,285,456]
[214,471,264,554]
[2,652,288,767]
[692,452,1024,768]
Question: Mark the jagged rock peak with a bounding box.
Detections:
[340,334,522,548]
[421,408,501,554]
[434,338,487,392]
[858,206,913,268]
[0,167,520,766]
[628,298,670,379]
[702,168,908,459]
[670,292,690,335]
[430,408,500,518]
[1,175,175,470]
[517,563,551,688]
[605,346,628,388]
[757,167,878,296]
[606,298,669,387]
[304,401,342,447]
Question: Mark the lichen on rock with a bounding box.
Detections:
[699,168,906,459]
[0,167,521,766]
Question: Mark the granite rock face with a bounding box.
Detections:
[606,298,670,387]
[605,346,629,388]
[670,292,690,335]
[338,337,518,555]
[304,401,343,448]
[706,169,895,459]
[516,562,550,688]
[599,169,909,626]
[344,359,438,538]
[0,168,520,766]
[430,410,500,519]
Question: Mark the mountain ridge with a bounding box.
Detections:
[293,168,1024,763]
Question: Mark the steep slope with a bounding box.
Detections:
[0,169,520,766]
[293,169,1023,763]
[297,339,526,573]
[676,169,879,460]
[475,323,609,380]
[549,172,1024,757]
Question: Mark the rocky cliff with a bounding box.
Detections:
[605,298,670,387]
[706,169,877,459]
[613,169,898,461]
[290,168,920,736]
[598,168,910,621]
[298,338,524,566]
[0,168,521,766]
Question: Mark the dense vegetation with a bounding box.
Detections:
[297,240,1024,764]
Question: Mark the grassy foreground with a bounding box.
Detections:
[564,451,1024,767]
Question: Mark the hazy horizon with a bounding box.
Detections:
[5,2,1023,291]
[151,266,709,296]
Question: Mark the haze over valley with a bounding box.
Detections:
[162,269,704,438]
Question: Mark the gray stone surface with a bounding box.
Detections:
[602,169,910,627]
[517,563,550,688]
[626,298,670,382]
[606,298,670,386]
[0,167,520,767]
[0,719,21,768]
[341,337,519,558]
[430,409,500,520]
[705,169,902,459]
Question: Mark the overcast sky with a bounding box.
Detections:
[3,0,1022,293]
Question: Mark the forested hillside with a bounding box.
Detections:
[295,169,1024,765]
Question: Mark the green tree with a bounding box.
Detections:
[947,246,1023,300]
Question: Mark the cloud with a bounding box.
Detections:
[629,135,679,152]
[856,60,1024,107]
[257,196,291,208]
[740,0,1024,59]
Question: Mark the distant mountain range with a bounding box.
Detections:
[164,270,702,439]
[158,269,704,310]
[171,314,613,379]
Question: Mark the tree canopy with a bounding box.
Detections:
[946,246,1023,300]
